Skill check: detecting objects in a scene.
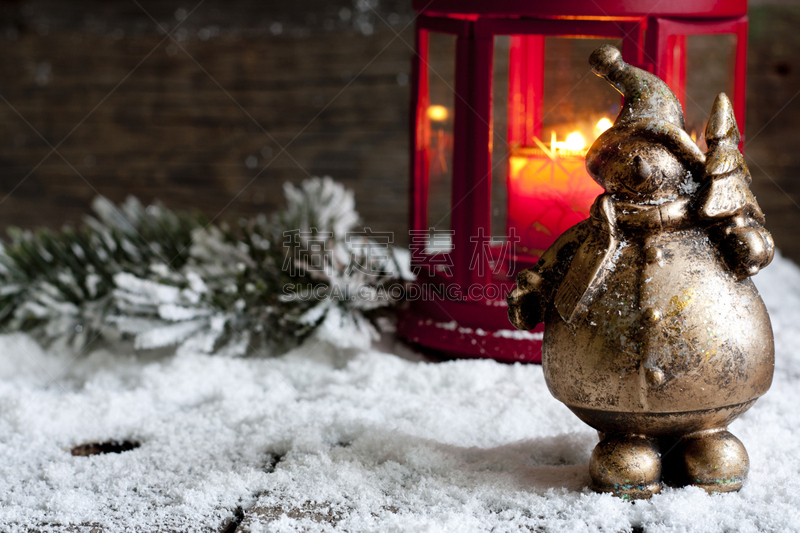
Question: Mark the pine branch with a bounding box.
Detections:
[0,178,412,356]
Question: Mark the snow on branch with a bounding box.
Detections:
[0,178,410,356]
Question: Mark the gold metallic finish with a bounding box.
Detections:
[644,367,665,387]
[643,308,662,323]
[590,434,662,499]
[645,247,664,265]
[674,429,749,492]
[507,45,774,500]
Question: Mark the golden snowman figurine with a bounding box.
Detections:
[507,45,775,499]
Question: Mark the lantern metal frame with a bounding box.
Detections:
[398,0,749,363]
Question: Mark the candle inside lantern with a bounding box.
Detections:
[507,119,611,256]
[426,105,453,178]
[427,105,449,122]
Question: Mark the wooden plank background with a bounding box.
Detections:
[0,0,799,261]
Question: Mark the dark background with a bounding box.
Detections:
[0,0,799,261]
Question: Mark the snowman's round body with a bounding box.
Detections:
[507,45,776,499]
[543,219,774,437]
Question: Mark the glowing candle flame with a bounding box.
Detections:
[563,132,586,151]
[427,105,449,122]
[595,117,613,134]
[548,130,588,153]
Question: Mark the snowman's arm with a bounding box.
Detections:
[699,148,774,278]
[507,220,592,331]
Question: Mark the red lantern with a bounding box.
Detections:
[397,0,749,363]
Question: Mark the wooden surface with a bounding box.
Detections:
[0,0,415,247]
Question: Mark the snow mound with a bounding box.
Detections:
[1,253,799,532]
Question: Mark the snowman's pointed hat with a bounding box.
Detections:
[586,45,704,173]
[705,92,740,147]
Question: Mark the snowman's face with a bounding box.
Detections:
[591,140,687,204]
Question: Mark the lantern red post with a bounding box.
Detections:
[450,31,493,290]
[646,16,749,148]
[398,0,749,363]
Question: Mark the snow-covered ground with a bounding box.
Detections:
[2,254,800,532]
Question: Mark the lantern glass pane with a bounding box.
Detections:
[425,31,456,250]
[541,38,622,139]
[491,36,511,242]
[504,37,618,260]
[685,34,737,152]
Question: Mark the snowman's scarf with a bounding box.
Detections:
[554,193,694,325]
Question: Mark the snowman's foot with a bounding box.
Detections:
[676,428,749,493]
[589,434,661,500]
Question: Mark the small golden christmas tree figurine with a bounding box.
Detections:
[507,45,775,500]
